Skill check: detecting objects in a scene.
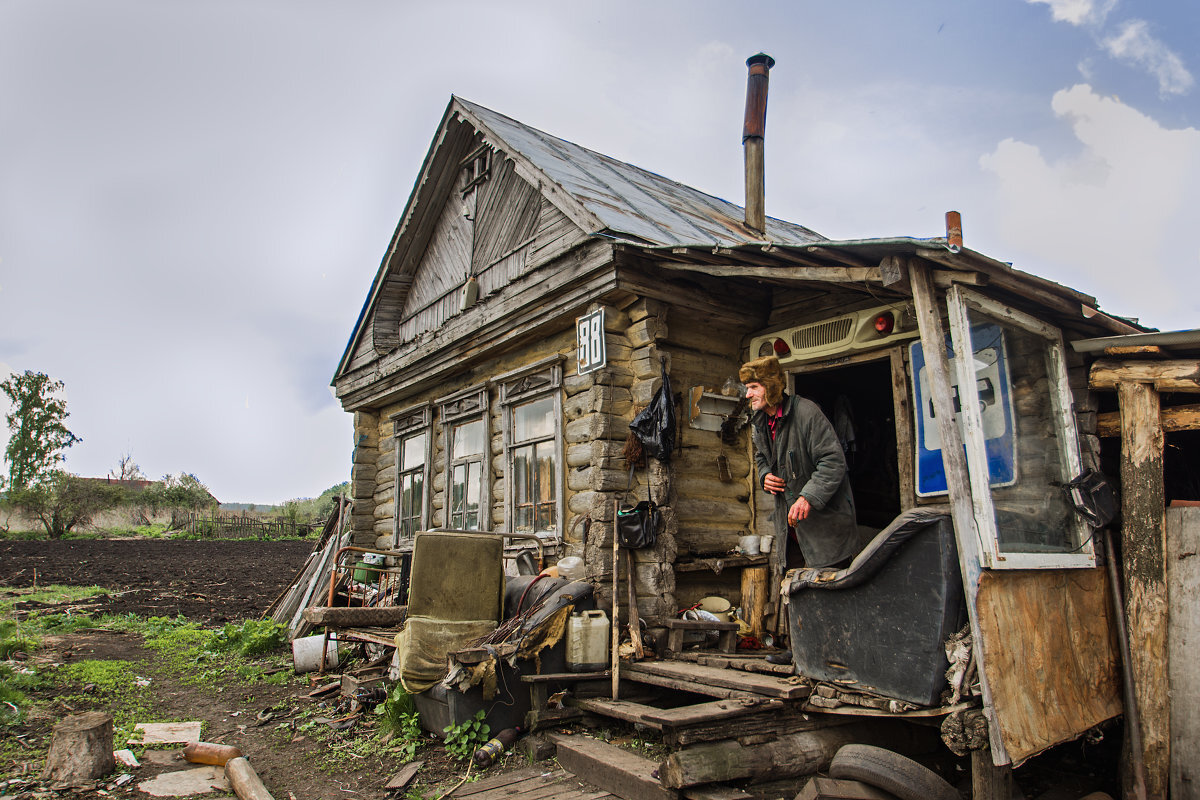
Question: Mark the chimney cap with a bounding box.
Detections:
[746,53,776,69]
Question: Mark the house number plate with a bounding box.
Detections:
[576,308,606,375]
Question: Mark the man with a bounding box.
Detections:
[740,355,861,664]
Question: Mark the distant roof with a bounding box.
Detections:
[458,98,825,248]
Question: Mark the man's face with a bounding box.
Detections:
[745,381,769,412]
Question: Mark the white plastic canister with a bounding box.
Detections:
[566,610,610,672]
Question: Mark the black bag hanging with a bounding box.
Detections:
[616,465,659,549]
[629,362,676,463]
[1062,469,1118,528]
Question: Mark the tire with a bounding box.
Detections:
[829,744,959,800]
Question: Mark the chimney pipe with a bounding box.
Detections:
[743,53,774,235]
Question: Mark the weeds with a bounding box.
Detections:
[443,710,489,761]
[141,616,289,686]
[55,659,154,742]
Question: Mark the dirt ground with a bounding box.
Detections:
[0,537,519,800]
[0,538,316,625]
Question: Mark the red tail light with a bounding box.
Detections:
[873,312,895,335]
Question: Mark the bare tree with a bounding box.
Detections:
[109,452,145,481]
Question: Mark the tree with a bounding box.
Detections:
[109,452,145,482]
[12,471,124,539]
[143,472,217,528]
[1,371,80,492]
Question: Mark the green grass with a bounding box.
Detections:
[142,616,289,686]
[55,659,154,743]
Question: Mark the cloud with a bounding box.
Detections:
[980,84,1200,330]
[1102,20,1194,96]
[1026,0,1114,27]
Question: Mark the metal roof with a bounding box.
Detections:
[458,98,825,248]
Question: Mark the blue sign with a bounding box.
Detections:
[910,324,1017,497]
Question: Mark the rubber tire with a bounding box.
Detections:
[828,744,959,800]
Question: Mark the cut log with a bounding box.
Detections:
[43,712,115,788]
[659,725,865,788]
[301,605,408,628]
[225,757,276,800]
[740,566,769,639]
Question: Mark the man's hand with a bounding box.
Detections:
[788,496,812,525]
[763,472,786,494]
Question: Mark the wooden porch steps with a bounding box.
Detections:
[547,731,678,800]
[572,696,784,731]
[624,660,812,700]
[445,765,616,800]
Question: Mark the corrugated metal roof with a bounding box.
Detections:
[458,98,825,248]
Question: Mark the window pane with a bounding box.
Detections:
[512,441,556,533]
[452,420,484,459]
[513,397,554,442]
[402,432,426,471]
[400,471,423,538]
[968,312,1080,554]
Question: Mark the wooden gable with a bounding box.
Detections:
[397,137,550,343]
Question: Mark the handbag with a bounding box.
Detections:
[616,466,659,549]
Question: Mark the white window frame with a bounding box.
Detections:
[390,403,432,545]
[496,356,564,540]
[947,285,1096,569]
[437,384,490,532]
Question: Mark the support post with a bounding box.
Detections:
[1117,380,1168,800]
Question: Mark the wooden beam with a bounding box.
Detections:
[655,261,880,284]
[1118,380,1169,800]
[1091,359,1200,392]
[1105,345,1168,357]
[908,259,1009,765]
[1096,404,1200,437]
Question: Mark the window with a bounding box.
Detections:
[438,386,489,531]
[946,286,1095,569]
[391,405,431,543]
[498,358,563,537]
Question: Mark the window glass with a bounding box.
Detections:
[970,311,1079,554]
[397,431,427,539]
[402,432,426,471]
[450,461,482,530]
[513,397,554,442]
[452,420,484,459]
[512,441,556,533]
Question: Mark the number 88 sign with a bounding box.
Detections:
[576,308,606,375]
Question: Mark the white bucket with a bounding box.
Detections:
[292,634,339,673]
[738,535,760,556]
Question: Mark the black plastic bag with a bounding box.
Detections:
[629,364,675,463]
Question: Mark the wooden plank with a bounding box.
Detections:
[684,786,753,800]
[546,732,679,800]
[571,698,664,730]
[1118,380,1169,800]
[640,697,782,727]
[625,661,810,700]
[974,569,1122,764]
[656,261,880,284]
[1091,359,1200,391]
[1096,403,1200,437]
[619,670,758,700]
[889,346,917,511]
[795,776,898,800]
[665,705,840,749]
[449,767,568,797]
[1167,507,1200,798]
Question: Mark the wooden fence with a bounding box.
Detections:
[185,511,321,539]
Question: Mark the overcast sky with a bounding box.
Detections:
[2,0,1197,505]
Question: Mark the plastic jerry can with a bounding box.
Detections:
[566,610,610,672]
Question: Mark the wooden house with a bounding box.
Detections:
[332,61,1196,796]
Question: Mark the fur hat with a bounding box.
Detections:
[739,355,784,407]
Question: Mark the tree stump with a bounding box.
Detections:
[43,711,115,788]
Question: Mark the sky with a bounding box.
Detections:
[1,0,1197,505]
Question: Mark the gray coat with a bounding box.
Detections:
[751,394,861,568]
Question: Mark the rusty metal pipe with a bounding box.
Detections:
[743,53,774,235]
